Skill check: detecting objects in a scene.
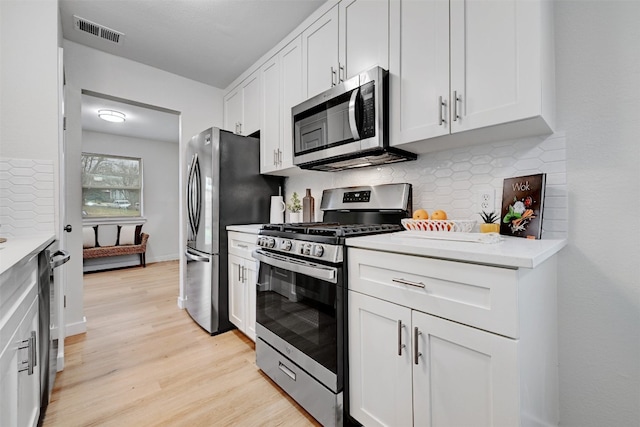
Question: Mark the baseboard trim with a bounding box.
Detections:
[177,296,186,310]
[66,316,87,337]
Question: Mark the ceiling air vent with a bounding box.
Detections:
[73,15,124,45]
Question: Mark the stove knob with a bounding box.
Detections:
[302,243,312,256]
[313,245,324,258]
[257,237,264,246]
[263,238,274,248]
[281,240,292,251]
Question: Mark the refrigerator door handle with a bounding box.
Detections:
[185,249,210,263]
[186,154,202,240]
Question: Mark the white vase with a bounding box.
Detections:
[288,212,303,223]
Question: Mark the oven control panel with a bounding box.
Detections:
[256,237,342,263]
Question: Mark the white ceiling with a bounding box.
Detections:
[59,0,326,89]
[81,93,180,143]
[62,0,326,143]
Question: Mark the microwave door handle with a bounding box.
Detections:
[348,88,361,141]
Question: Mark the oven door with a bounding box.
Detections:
[253,248,343,392]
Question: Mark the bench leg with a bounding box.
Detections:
[140,253,146,267]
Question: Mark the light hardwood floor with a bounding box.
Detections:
[43,261,320,426]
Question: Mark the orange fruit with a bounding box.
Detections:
[412,209,429,220]
[431,210,448,220]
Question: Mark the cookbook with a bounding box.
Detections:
[500,173,546,239]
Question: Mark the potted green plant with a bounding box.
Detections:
[287,192,302,223]
[479,211,500,233]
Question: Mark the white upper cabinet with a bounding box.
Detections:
[223,71,261,136]
[302,5,340,99]
[260,36,303,175]
[339,0,389,81]
[390,0,555,150]
[303,0,389,99]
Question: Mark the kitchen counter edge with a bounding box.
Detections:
[0,234,56,276]
[346,232,567,269]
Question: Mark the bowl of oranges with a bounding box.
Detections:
[402,209,476,232]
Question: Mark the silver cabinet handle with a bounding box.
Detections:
[453,91,461,122]
[438,96,446,125]
[413,327,422,365]
[278,148,282,165]
[273,149,277,166]
[339,63,345,82]
[237,244,248,249]
[392,278,426,288]
[397,320,406,356]
[278,361,296,381]
[242,266,247,283]
[331,66,337,87]
[19,331,37,375]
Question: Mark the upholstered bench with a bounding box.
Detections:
[83,224,149,268]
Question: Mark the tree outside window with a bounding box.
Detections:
[82,153,143,218]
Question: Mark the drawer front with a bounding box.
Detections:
[228,231,257,259]
[348,248,519,338]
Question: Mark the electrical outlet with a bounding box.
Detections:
[478,188,495,213]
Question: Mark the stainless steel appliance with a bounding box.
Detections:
[38,242,70,425]
[185,127,282,334]
[292,66,416,172]
[253,183,412,426]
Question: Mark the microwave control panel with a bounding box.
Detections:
[360,81,376,138]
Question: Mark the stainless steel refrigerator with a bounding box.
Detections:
[185,127,282,334]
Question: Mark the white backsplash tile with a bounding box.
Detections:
[0,158,55,237]
[286,133,567,239]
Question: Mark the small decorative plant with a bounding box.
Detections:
[479,211,500,233]
[287,192,302,213]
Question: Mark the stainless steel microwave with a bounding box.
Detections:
[292,66,416,172]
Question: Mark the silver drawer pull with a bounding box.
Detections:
[278,362,296,381]
[236,244,248,249]
[392,278,426,288]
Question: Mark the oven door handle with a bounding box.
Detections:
[253,249,337,284]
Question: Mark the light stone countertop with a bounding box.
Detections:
[346,231,567,269]
[0,234,56,276]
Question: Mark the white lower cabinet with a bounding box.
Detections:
[228,231,259,341]
[348,247,559,427]
[1,256,41,427]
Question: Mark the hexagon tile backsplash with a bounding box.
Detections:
[287,133,568,239]
[0,158,55,237]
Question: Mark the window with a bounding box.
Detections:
[82,153,143,218]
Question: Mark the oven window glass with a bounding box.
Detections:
[256,262,340,374]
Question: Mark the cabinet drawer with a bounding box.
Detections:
[228,231,257,259]
[348,248,519,338]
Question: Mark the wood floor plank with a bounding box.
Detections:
[43,261,320,426]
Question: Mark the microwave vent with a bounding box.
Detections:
[73,15,124,45]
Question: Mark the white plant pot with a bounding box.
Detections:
[288,212,303,223]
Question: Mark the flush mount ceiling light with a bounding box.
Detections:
[98,109,126,123]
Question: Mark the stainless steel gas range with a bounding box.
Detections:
[252,183,412,427]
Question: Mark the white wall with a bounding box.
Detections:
[554,2,640,426]
[63,40,224,335]
[0,0,60,233]
[286,2,640,425]
[82,130,180,264]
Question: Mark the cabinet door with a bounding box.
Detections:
[302,5,339,99]
[228,254,245,331]
[17,298,40,427]
[260,55,281,173]
[244,259,258,342]
[450,0,542,133]
[389,0,450,146]
[279,36,302,171]
[241,72,261,136]
[224,88,242,134]
[412,310,519,427]
[349,291,413,427]
[339,0,389,81]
